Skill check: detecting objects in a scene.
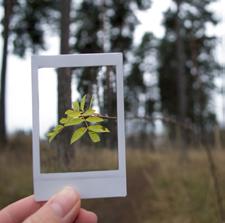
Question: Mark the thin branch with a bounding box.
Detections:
[204,143,225,222]
[126,115,195,131]
[81,114,117,120]
[96,114,117,119]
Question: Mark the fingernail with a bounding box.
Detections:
[50,186,80,218]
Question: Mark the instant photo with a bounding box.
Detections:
[31,53,126,200]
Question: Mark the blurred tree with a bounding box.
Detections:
[175,0,187,151]
[0,0,57,144]
[0,0,13,144]
[10,1,58,56]
[158,0,220,143]
[72,0,152,147]
[56,0,74,167]
[127,32,157,116]
[127,32,158,148]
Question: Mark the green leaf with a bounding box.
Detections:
[65,110,80,118]
[80,95,86,111]
[48,131,58,143]
[88,125,110,133]
[89,96,94,108]
[47,132,54,137]
[65,109,74,116]
[60,118,68,124]
[88,131,100,143]
[86,116,104,123]
[83,108,95,116]
[65,118,84,126]
[48,125,64,143]
[70,127,87,144]
[73,101,80,111]
[54,125,64,131]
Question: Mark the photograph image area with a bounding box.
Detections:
[38,66,118,173]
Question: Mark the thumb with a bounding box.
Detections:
[23,187,80,223]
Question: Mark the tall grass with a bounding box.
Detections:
[40,143,118,173]
[0,134,225,223]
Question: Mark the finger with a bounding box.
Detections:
[23,186,80,223]
[0,195,45,223]
[75,208,97,223]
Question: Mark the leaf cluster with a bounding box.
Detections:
[47,95,110,144]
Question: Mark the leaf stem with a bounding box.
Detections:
[84,119,89,128]
[82,114,117,120]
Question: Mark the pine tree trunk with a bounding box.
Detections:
[106,68,117,149]
[57,0,73,169]
[175,0,187,156]
[0,0,13,145]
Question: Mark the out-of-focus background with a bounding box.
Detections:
[1,0,225,222]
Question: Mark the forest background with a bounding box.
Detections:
[1,0,225,222]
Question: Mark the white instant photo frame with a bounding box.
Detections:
[31,53,127,201]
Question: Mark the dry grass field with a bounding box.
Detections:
[1,133,225,223]
[40,142,118,173]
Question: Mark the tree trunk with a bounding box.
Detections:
[103,67,117,149]
[0,0,13,145]
[175,0,187,157]
[57,0,73,169]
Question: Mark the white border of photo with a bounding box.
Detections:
[31,53,127,201]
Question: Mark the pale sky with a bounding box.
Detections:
[1,0,225,135]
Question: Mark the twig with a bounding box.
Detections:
[204,143,225,223]
[95,114,117,119]
[126,115,195,131]
[80,114,117,120]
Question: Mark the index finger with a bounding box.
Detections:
[0,195,45,223]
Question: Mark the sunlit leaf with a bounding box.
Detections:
[70,127,87,144]
[83,108,95,116]
[86,116,104,123]
[88,125,110,133]
[65,110,80,118]
[73,101,80,111]
[89,96,94,108]
[48,95,112,144]
[48,132,58,143]
[48,125,64,143]
[65,118,84,126]
[80,95,86,111]
[88,131,100,143]
[65,109,73,116]
[47,132,54,137]
[55,125,64,131]
[60,118,68,124]
[73,111,81,118]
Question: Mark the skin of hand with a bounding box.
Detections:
[0,186,97,223]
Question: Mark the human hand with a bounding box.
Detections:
[0,186,97,223]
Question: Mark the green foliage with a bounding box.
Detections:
[88,131,100,143]
[47,125,63,143]
[88,125,110,133]
[70,127,87,144]
[86,117,104,123]
[80,95,86,111]
[48,95,111,144]
[73,101,80,112]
